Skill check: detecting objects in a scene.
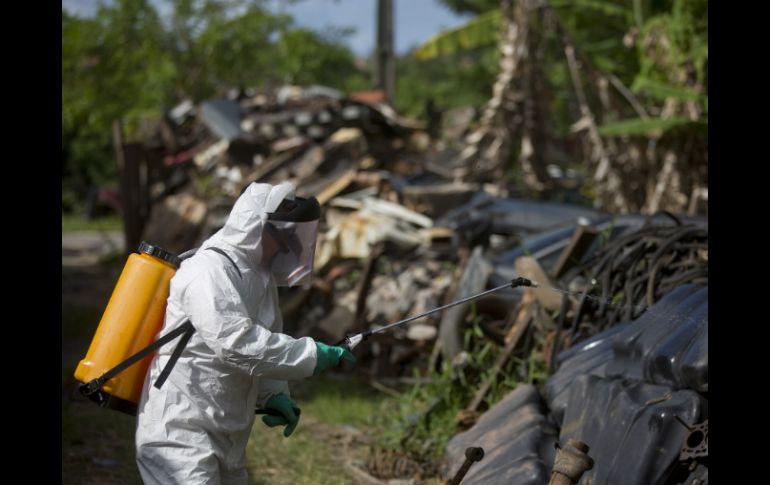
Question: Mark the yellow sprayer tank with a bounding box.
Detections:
[75,242,180,410]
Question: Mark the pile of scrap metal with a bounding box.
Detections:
[137,84,429,254]
[439,217,708,485]
[278,191,608,382]
[134,84,633,385]
[136,84,594,259]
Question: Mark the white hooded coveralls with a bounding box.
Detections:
[135,182,318,485]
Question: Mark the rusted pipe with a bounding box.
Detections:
[549,439,594,485]
[448,446,485,485]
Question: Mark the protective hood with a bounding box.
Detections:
[201,182,297,271]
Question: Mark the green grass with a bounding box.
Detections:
[62,214,123,232]
[370,320,550,469]
[247,376,382,485]
[293,377,380,427]
[248,416,359,485]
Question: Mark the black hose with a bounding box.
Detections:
[565,222,707,345]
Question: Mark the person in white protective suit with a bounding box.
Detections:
[135,181,354,485]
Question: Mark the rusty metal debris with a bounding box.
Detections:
[549,439,594,485]
[447,446,485,485]
[443,384,558,484]
[366,447,423,481]
[678,418,708,461]
[442,281,707,485]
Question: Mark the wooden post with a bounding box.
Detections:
[112,119,125,174]
[114,119,144,255]
[376,0,395,106]
[550,224,599,279]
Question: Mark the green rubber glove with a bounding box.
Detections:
[261,393,300,437]
[313,342,356,376]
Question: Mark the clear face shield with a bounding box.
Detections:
[261,196,321,288]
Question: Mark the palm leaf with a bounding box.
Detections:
[597,116,705,136]
[415,9,501,60]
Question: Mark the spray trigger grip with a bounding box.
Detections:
[336,332,366,352]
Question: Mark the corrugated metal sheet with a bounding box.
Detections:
[442,384,558,485]
[436,193,604,237]
[444,284,708,483]
[606,285,708,393]
[558,375,706,485]
[544,322,629,426]
[546,284,708,425]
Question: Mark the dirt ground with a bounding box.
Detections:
[62,232,137,484]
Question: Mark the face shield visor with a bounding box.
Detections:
[262,196,320,287]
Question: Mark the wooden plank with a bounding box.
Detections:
[515,256,562,311]
[550,224,599,279]
[142,193,207,254]
[240,144,306,190]
[353,242,386,333]
[315,168,358,206]
[465,292,535,413]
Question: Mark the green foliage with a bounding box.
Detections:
[371,318,548,462]
[631,77,703,102]
[62,214,124,233]
[396,48,498,119]
[62,0,367,214]
[62,2,172,212]
[292,376,380,427]
[551,0,635,22]
[635,0,708,89]
[194,7,292,95]
[420,0,708,153]
[550,0,640,83]
[414,9,501,60]
[403,7,501,122]
[597,116,695,136]
[596,216,617,249]
[439,0,500,15]
[247,376,380,484]
[276,28,369,91]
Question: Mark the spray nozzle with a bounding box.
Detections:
[510,277,538,288]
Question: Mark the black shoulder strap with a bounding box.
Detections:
[153,321,195,389]
[80,321,195,398]
[206,247,242,279]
